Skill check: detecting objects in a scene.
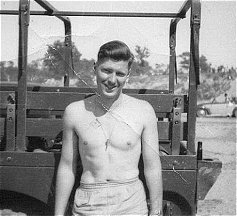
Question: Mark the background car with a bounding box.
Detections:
[197,97,237,117]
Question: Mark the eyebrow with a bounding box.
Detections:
[101,66,127,74]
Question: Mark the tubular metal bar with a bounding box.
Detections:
[63,24,72,87]
[187,0,201,154]
[16,0,30,151]
[168,0,191,92]
[172,0,192,25]
[0,10,185,18]
[169,19,177,93]
[34,0,72,86]
[34,0,70,23]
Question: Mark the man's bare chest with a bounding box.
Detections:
[74,111,143,152]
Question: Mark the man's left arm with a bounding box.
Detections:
[142,102,163,215]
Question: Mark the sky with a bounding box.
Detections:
[0,0,236,69]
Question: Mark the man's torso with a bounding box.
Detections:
[68,94,147,183]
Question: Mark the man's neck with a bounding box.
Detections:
[95,93,124,112]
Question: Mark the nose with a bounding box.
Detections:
[108,72,116,84]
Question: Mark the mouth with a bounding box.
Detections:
[103,84,117,91]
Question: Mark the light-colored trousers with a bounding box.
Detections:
[72,177,148,215]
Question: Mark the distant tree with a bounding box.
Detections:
[135,45,150,67]
[41,40,96,87]
[177,51,236,100]
[197,80,214,100]
[0,61,8,81]
[199,55,211,74]
[178,52,211,74]
[43,40,82,80]
[27,59,46,83]
[8,61,14,67]
[227,67,237,80]
[178,51,190,72]
[0,61,6,68]
[73,58,95,87]
[197,73,232,100]
[154,63,168,75]
[5,61,18,81]
[130,46,152,76]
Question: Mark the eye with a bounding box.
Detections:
[116,72,126,77]
[101,68,111,74]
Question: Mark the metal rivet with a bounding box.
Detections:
[7,157,11,162]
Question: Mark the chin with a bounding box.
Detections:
[100,88,121,99]
[102,91,119,99]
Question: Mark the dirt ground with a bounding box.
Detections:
[196,117,236,216]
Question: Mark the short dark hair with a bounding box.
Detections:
[97,40,134,69]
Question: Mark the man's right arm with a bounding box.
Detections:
[55,105,79,216]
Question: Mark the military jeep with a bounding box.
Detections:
[0,0,222,215]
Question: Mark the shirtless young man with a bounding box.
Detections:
[55,40,163,215]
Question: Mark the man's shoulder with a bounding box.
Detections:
[124,94,155,122]
[125,94,154,111]
[65,96,94,115]
[65,100,84,112]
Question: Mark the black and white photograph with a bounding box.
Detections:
[0,0,236,215]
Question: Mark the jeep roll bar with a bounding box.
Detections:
[0,0,201,154]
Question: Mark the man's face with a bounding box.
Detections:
[95,59,129,99]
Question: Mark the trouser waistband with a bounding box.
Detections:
[80,177,139,189]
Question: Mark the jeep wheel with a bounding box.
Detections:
[163,196,192,216]
[197,108,207,117]
[0,191,52,216]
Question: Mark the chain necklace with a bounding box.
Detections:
[95,118,113,151]
[93,95,124,151]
